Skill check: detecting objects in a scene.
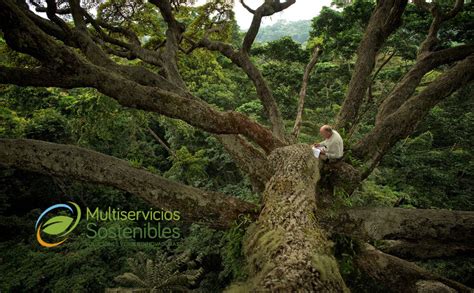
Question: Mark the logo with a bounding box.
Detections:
[35,202,81,247]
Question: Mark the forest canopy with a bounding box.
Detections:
[0,0,473,291]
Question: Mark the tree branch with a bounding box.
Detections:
[147,127,176,158]
[0,66,284,154]
[336,0,408,133]
[292,45,321,139]
[0,66,87,88]
[190,0,297,140]
[148,0,187,88]
[322,208,474,246]
[0,0,285,154]
[79,9,164,68]
[353,54,474,164]
[414,0,464,54]
[44,0,71,33]
[375,239,474,260]
[214,134,272,193]
[197,38,286,140]
[241,0,296,54]
[376,44,474,123]
[240,0,256,14]
[0,139,258,229]
[346,50,397,139]
[355,243,472,292]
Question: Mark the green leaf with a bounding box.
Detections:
[42,215,74,235]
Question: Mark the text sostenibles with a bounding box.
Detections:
[85,207,181,240]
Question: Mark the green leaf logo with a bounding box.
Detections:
[42,215,74,236]
[35,201,81,247]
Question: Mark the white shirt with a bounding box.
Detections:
[320,130,344,159]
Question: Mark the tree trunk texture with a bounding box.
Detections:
[375,239,473,260]
[324,208,474,243]
[227,144,349,292]
[355,244,473,293]
[321,208,474,259]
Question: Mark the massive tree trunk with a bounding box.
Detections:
[1,0,473,291]
[227,144,349,292]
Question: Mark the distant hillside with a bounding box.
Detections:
[254,19,311,44]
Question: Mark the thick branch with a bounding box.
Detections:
[0,66,88,88]
[215,134,271,193]
[0,68,283,154]
[0,0,285,153]
[322,208,474,247]
[336,0,408,132]
[0,139,258,229]
[353,54,474,163]
[346,50,397,139]
[149,0,187,88]
[375,239,474,260]
[92,75,285,153]
[44,0,71,33]
[355,243,472,292]
[241,0,296,54]
[198,38,286,140]
[376,45,474,122]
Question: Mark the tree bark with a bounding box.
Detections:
[322,207,474,244]
[198,38,286,140]
[376,45,474,123]
[292,45,321,139]
[375,239,474,260]
[0,0,286,154]
[353,54,474,163]
[214,134,272,193]
[0,139,258,229]
[355,243,473,292]
[227,144,349,292]
[149,0,187,88]
[336,0,407,132]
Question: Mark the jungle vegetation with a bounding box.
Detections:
[0,0,473,291]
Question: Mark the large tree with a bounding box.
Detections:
[0,0,473,291]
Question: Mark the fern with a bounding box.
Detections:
[114,250,204,292]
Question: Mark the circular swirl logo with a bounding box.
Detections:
[35,202,81,247]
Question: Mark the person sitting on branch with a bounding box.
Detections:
[312,125,344,162]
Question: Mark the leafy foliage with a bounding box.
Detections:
[0,0,473,291]
[114,250,204,292]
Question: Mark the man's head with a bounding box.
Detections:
[320,125,333,139]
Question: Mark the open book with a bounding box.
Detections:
[311,146,327,158]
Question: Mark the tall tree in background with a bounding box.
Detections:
[0,0,473,291]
